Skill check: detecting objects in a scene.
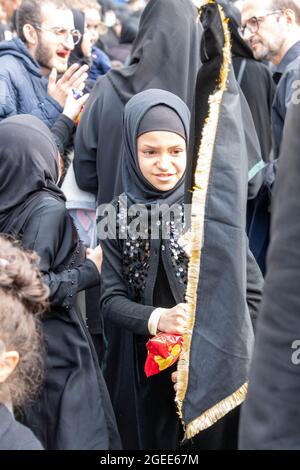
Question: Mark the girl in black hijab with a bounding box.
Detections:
[100,89,190,450]
[74,0,203,206]
[0,115,121,450]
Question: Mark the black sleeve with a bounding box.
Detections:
[246,243,264,330]
[51,114,75,155]
[21,199,100,310]
[100,235,154,336]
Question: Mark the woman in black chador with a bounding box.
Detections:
[0,115,121,450]
[100,89,190,450]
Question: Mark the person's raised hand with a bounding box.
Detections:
[63,89,90,121]
[47,63,89,108]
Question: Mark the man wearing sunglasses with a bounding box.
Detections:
[240,0,300,159]
[0,0,89,127]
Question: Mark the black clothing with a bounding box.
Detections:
[100,89,190,449]
[178,2,263,446]
[0,115,64,233]
[239,92,300,450]
[74,0,202,205]
[108,0,202,107]
[19,196,120,450]
[101,198,188,450]
[51,114,75,156]
[246,43,300,276]
[0,115,121,450]
[0,404,43,450]
[272,41,300,159]
[232,57,275,163]
[218,0,275,163]
[137,104,186,140]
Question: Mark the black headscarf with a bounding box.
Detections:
[0,115,65,234]
[69,9,91,67]
[107,0,203,109]
[119,14,138,44]
[122,88,190,208]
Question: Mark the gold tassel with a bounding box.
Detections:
[176,2,245,439]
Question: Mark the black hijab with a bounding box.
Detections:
[0,115,65,234]
[107,0,203,109]
[69,9,91,66]
[122,88,190,208]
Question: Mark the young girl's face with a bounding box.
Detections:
[137,131,186,191]
[85,8,103,46]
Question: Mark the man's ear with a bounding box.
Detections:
[284,9,297,27]
[0,351,19,383]
[23,23,38,46]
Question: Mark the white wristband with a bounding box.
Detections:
[148,308,164,336]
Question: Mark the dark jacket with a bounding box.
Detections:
[0,38,63,127]
[89,46,111,82]
[272,41,300,158]
[233,56,275,163]
[239,90,300,450]
[219,0,275,163]
[17,194,121,450]
[100,198,188,450]
[0,404,43,450]
[247,43,300,275]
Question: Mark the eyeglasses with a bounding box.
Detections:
[34,25,82,45]
[239,10,283,37]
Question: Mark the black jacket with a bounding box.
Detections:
[233,56,275,163]
[239,91,300,450]
[100,199,188,450]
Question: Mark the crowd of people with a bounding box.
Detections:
[0,0,300,452]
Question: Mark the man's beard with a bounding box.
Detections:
[35,37,53,73]
[252,36,285,63]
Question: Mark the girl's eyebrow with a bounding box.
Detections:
[141,143,185,149]
[140,144,158,149]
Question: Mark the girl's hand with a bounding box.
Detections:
[86,245,103,273]
[157,303,188,335]
[171,371,178,392]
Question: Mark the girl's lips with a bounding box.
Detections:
[154,174,176,180]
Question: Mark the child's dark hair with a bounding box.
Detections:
[0,236,49,406]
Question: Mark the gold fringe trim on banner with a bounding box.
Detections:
[186,383,248,439]
[176,2,246,439]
